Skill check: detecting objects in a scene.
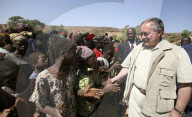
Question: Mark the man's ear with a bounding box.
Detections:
[158,29,163,37]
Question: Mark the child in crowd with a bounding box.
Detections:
[28,51,48,79]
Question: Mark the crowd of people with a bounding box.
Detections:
[0,17,192,117]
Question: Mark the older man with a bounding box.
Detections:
[111,17,192,117]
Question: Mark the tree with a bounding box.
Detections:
[165,34,177,42]
[135,25,140,36]
[19,19,45,28]
[117,36,124,43]
[8,16,24,27]
[112,35,117,40]
[122,25,129,37]
[117,24,129,42]
[181,30,191,38]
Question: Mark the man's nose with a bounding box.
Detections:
[141,34,146,39]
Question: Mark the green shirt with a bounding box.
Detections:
[77,72,95,117]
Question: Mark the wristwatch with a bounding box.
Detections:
[174,107,186,117]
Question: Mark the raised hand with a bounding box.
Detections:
[84,83,104,99]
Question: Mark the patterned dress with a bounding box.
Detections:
[30,67,77,117]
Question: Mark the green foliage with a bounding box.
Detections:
[19,19,45,29]
[117,36,125,43]
[8,16,24,26]
[112,35,117,40]
[165,34,178,42]
[181,30,191,38]
[119,24,129,41]
[135,25,140,36]
[7,16,45,34]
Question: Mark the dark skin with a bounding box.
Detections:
[33,54,48,74]
[42,45,104,116]
[48,45,103,98]
[12,38,28,57]
[127,28,136,43]
[85,52,120,93]
[47,44,77,79]
[95,42,103,51]
[102,50,113,62]
[180,37,191,46]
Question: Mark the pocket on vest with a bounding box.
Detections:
[158,68,174,87]
[156,90,176,113]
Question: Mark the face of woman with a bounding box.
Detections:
[13,38,28,53]
[86,53,96,68]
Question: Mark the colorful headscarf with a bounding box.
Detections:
[18,23,28,29]
[85,34,95,41]
[92,36,100,43]
[10,31,32,42]
[77,46,93,59]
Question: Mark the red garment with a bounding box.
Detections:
[85,34,95,41]
[93,48,103,58]
[114,47,118,52]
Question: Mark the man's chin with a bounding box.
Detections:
[143,42,149,46]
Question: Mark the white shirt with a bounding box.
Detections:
[128,40,137,49]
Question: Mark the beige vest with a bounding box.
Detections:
[123,40,181,117]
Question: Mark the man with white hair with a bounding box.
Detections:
[111,17,192,117]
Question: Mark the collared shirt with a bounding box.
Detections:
[122,40,192,90]
[133,48,152,90]
[133,41,162,90]
[128,40,137,49]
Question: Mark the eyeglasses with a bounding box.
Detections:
[140,32,155,37]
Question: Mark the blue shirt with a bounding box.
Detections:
[182,43,192,107]
[29,71,38,79]
[182,43,192,64]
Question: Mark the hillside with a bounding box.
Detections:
[44,25,122,37]
[43,25,192,44]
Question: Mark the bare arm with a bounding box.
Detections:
[110,67,129,83]
[169,83,192,117]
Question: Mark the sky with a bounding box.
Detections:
[0,0,192,33]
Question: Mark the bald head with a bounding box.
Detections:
[127,28,136,43]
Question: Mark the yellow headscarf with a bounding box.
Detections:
[0,33,6,38]
[9,31,32,42]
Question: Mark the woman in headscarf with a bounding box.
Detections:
[30,35,103,117]
[3,32,33,93]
